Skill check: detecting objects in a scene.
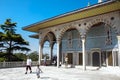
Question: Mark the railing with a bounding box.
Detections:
[0,61,38,68]
[0,59,52,68]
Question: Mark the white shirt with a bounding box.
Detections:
[36,68,40,74]
[26,59,32,66]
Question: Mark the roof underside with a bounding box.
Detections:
[29,34,39,39]
[23,0,120,33]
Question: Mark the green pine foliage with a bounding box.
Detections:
[0,19,30,61]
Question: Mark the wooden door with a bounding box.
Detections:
[92,52,100,66]
[108,51,113,66]
[68,53,73,64]
[79,53,82,65]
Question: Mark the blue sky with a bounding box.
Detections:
[0,0,98,53]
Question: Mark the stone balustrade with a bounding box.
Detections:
[0,61,38,68]
[0,59,52,68]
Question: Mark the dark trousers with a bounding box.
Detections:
[26,65,31,71]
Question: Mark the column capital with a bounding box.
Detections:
[56,38,61,43]
[81,32,86,39]
[81,35,86,41]
[81,35,85,39]
[39,41,43,48]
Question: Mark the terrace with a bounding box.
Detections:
[0,66,120,80]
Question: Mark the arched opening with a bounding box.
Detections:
[42,31,56,65]
[87,22,117,67]
[52,43,57,66]
[53,43,57,56]
[43,41,50,59]
[61,28,81,66]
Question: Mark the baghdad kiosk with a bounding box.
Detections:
[23,0,120,70]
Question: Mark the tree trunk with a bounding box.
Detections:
[8,40,12,61]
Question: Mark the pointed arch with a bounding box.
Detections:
[86,18,118,34]
[59,25,80,41]
[41,31,56,48]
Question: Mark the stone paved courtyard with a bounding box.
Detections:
[0,66,120,80]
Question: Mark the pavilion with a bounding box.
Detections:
[23,0,120,70]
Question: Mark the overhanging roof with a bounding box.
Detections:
[29,34,39,39]
[23,0,120,33]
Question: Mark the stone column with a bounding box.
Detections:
[57,40,60,68]
[38,42,43,65]
[106,52,108,67]
[99,52,101,67]
[49,43,53,62]
[117,36,120,67]
[81,35,86,70]
[62,52,64,64]
[112,51,115,66]
[76,53,79,65]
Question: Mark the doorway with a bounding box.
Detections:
[92,52,100,66]
[79,53,82,65]
[67,53,73,64]
[107,51,113,66]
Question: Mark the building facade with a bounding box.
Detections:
[23,0,120,70]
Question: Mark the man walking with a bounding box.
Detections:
[25,56,32,74]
